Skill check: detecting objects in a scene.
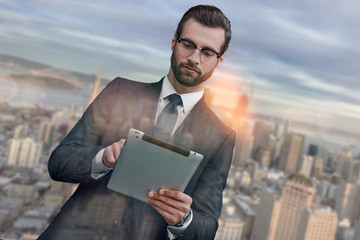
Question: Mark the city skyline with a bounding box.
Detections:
[0,0,359,152]
[1,65,359,239]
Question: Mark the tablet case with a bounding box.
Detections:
[107,128,203,202]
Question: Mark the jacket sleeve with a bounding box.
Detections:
[181,130,235,239]
[47,79,121,183]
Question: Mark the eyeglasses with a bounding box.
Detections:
[176,38,222,64]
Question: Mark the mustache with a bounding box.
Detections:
[179,62,201,74]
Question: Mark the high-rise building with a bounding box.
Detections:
[251,121,273,159]
[334,151,353,180]
[273,174,315,240]
[37,121,53,146]
[273,123,280,138]
[232,119,253,167]
[253,175,316,240]
[13,124,29,138]
[318,146,329,169]
[311,156,324,179]
[215,202,245,240]
[232,94,249,119]
[234,198,255,239]
[87,64,103,106]
[335,180,360,225]
[349,161,360,182]
[298,155,314,177]
[254,146,271,167]
[354,219,360,240]
[271,138,283,166]
[297,207,338,240]
[7,137,43,170]
[251,188,281,240]
[282,120,290,137]
[308,144,319,157]
[277,133,305,175]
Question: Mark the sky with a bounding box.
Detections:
[0,0,359,153]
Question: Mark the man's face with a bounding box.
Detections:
[170,18,225,89]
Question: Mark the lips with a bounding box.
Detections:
[181,63,200,74]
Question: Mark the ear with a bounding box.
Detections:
[215,52,226,68]
[171,34,177,51]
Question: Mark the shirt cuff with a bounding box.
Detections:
[166,209,193,240]
[91,148,113,179]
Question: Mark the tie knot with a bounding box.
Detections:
[168,94,182,106]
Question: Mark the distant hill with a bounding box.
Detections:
[0,54,109,89]
[10,74,81,91]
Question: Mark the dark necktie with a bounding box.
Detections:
[153,94,182,141]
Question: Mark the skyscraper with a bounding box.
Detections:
[277,133,305,175]
[311,156,324,179]
[215,201,245,240]
[298,155,314,177]
[13,124,29,139]
[37,121,53,146]
[232,119,253,167]
[87,64,103,107]
[232,94,249,119]
[251,188,281,240]
[254,146,271,168]
[335,180,360,225]
[252,174,315,240]
[7,137,43,170]
[308,144,319,157]
[251,121,273,160]
[297,207,338,240]
[282,120,290,137]
[274,174,315,240]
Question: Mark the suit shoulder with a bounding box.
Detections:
[109,77,147,88]
[107,77,161,91]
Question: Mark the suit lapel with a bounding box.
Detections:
[136,79,163,134]
[170,98,213,152]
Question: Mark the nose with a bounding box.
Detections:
[187,48,201,65]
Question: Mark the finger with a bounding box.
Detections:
[111,144,121,162]
[146,194,185,225]
[103,147,116,167]
[118,139,126,148]
[148,191,189,213]
[159,189,192,204]
[150,203,184,225]
[103,139,126,167]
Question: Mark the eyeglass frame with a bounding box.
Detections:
[175,38,223,60]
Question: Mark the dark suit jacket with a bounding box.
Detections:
[38,77,235,240]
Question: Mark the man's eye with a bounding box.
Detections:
[182,41,194,49]
[202,50,216,57]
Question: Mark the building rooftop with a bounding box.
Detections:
[220,202,243,221]
[0,196,24,209]
[13,217,47,229]
[288,174,313,187]
[233,198,255,216]
[0,176,11,185]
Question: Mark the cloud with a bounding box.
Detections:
[1,0,359,151]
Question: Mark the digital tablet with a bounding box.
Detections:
[107,128,203,202]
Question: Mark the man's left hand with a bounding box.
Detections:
[146,189,192,225]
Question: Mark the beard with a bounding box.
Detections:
[170,52,214,87]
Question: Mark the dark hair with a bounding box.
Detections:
[176,5,231,56]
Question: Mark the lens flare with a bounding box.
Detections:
[0,75,17,103]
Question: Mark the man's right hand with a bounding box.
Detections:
[102,139,126,167]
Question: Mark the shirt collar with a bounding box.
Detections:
[160,76,204,115]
